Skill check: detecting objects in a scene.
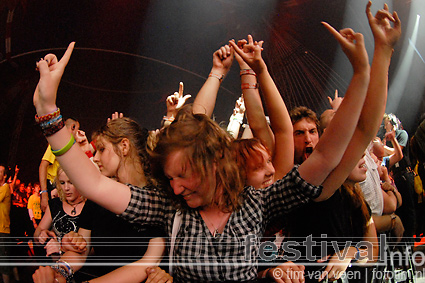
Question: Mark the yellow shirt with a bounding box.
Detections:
[28,194,42,220]
[0,183,11,234]
[43,145,60,183]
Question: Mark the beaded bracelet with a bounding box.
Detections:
[57,260,73,275]
[240,69,256,76]
[241,83,259,90]
[35,108,60,123]
[39,114,63,129]
[52,261,73,283]
[208,72,224,82]
[42,119,65,137]
[52,136,76,156]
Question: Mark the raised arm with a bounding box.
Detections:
[33,43,131,214]
[9,165,19,194]
[230,35,295,177]
[226,95,246,139]
[317,2,401,200]
[232,38,274,152]
[298,23,370,188]
[385,131,403,167]
[162,82,191,128]
[193,44,234,116]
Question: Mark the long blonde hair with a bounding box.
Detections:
[55,167,85,203]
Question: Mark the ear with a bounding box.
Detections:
[120,138,131,156]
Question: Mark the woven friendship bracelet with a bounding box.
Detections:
[239,69,256,76]
[208,72,224,82]
[42,119,65,137]
[52,136,76,156]
[35,108,60,123]
[241,83,259,90]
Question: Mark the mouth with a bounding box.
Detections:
[302,147,313,160]
[262,179,274,187]
[181,192,194,200]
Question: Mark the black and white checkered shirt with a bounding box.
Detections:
[120,165,321,282]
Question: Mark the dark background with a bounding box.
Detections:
[1,0,424,183]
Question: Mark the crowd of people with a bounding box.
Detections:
[2,2,424,283]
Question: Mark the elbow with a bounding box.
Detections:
[382,202,397,215]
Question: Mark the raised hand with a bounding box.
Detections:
[166,82,191,116]
[229,35,265,74]
[34,42,75,116]
[384,130,396,140]
[233,39,251,69]
[107,112,124,123]
[233,95,245,115]
[327,89,343,110]
[366,1,401,49]
[212,44,234,76]
[321,22,369,73]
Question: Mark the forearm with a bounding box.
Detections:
[305,70,370,189]
[193,69,223,116]
[89,238,165,283]
[39,161,49,192]
[44,127,130,214]
[317,70,370,167]
[372,214,394,232]
[257,67,294,177]
[357,46,391,134]
[389,138,403,166]
[227,118,242,139]
[59,250,89,274]
[382,189,398,214]
[242,74,274,150]
[88,261,151,283]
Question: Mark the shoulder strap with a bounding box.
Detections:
[169,210,182,276]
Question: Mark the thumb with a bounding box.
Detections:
[146,266,156,274]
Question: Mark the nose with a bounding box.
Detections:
[93,151,100,163]
[305,133,312,143]
[170,179,184,195]
[266,163,275,176]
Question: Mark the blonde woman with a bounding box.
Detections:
[34,167,87,257]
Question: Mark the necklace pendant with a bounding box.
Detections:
[213,229,220,238]
[71,208,76,215]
